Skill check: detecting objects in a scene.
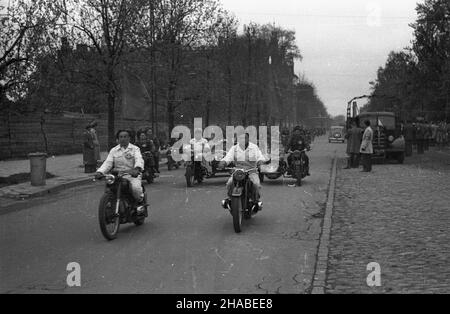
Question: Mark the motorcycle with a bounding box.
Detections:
[258,156,288,183]
[142,151,157,184]
[288,149,309,186]
[97,171,149,241]
[222,167,261,234]
[185,144,208,187]
[185,144,232,187]
[166,146,181,171]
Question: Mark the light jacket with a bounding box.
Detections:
[360,127,374,154]
[222,142,266,172]
[98,144,144,174]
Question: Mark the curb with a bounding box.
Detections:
[0,159,169,215]
[0,177,95,216]
[311,152,338,294]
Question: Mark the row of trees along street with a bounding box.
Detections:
[364,0,450,122]
[0,0,330,148]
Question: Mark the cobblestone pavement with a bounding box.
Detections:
[326,149,450,294]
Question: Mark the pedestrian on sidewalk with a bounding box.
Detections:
[436,122,447,151]
[424,121,431,151]
[416,122,425,155]
[146,128,161,174]
[344,121,363,169]
[83,123,97,173]
[88,121,101,167]
[360,120,374,173]
[404,120,415,157]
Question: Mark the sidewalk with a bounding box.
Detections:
[326,147,450,293]
[0,152,167,205]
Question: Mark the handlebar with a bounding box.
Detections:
[224,167,258,173]
[287,149,308,154]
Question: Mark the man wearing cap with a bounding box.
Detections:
[285,126,311,176]
[96,130,146,214]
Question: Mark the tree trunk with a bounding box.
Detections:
[227,67,232,125]
[167,82,176,135]
[107,91,116,149]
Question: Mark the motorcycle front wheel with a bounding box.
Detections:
[295,164,303,187]
[231,197,243,233]
[98,193,120,241]
[185,166,195,187]
[146,171,154,184]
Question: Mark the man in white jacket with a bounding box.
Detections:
[96,130,146,213]
[360,120,374,172]
[218,133,266,211]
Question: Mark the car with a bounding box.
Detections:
[329,126,345,143]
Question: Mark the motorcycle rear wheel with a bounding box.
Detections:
[231,197,243,233]
[98,193,120,241]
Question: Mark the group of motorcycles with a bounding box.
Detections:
[96,143,310,240]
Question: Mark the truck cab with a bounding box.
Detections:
[353,112,406,164]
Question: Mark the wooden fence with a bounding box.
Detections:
[0,112,168,160]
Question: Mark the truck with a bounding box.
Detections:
[347,101,406,164]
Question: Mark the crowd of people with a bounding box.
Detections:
[402,120,449,156]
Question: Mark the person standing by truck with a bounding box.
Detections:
[344,121,363,169]
[360,120,374,173]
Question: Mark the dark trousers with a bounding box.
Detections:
[346,153,360,168]
[361,154,372,172]
[417,140,424,154]
[351,153,360,168]
[424,139,429,151]
[405,141,413,157]
[153,152,160,172]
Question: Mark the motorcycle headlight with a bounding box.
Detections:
[106,175,116,185]
[293,151,302,158]
[233,170,246,182]
[388,136,395,142]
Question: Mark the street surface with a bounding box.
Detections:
[0,137,340,294]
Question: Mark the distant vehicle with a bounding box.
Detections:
[329,126,345,143]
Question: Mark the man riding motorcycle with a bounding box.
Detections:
[190,128,213,176]
[218,133,266,211]
[286,126,311,176]
[95,130,146,214]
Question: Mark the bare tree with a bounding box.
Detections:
[55,0,147,148]
[0,0,59,108]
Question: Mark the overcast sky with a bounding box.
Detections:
[221,0,422,117]
[1,0,422,117]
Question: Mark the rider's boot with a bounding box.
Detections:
[136,196,148,216]
[251,200,263,213]
[221,198,231,210]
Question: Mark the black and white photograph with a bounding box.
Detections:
[0,0,449,298]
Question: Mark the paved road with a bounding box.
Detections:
[0,137,342,294]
